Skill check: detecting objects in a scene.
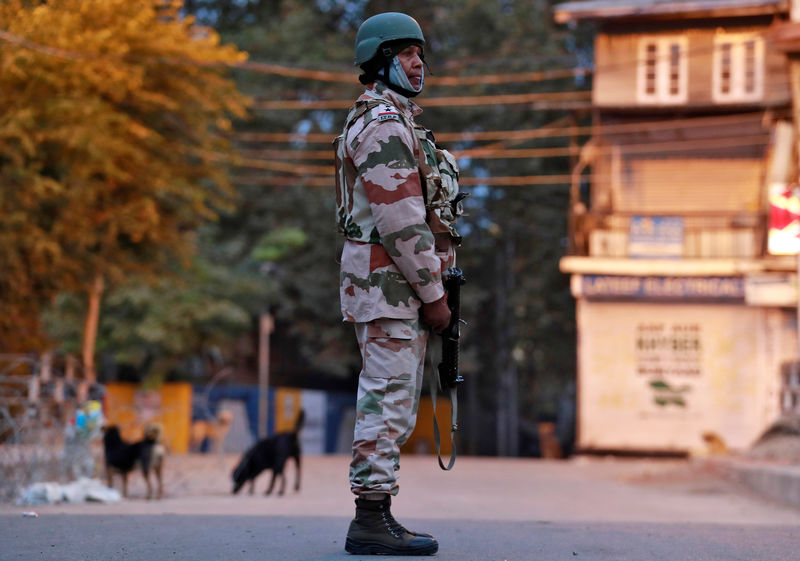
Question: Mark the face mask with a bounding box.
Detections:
[378,55,424,96]
[389,56,424,93]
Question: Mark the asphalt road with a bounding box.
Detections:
[2,455,799,561]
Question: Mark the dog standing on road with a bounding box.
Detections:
[141,422,166,499]
[190,409,234,453]
[102,423,165,499]
[231,409,304,496]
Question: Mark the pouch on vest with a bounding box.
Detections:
[334,99,389,240]
[333,133,360,238]
[415,127,464,246]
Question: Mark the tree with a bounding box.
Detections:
[44,254,257,387]
[0,0,248,373]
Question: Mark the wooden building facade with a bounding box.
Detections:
[555,0,800,454]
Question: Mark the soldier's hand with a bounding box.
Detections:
[422,296,451,333]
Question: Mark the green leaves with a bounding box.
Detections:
[0,0,249,351]
[251,227,307,262]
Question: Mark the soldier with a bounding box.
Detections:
[334,11,464,557]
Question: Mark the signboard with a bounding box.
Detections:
[576,302,771,452]
[767,182,800,255]
[628,215,684,258]
[635,321,702,384]
[580,275,744,301]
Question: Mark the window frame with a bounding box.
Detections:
[636,36,689,105]
[712,32,764,103]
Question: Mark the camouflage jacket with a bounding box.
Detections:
[335,82,457,323]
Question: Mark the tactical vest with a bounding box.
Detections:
[334,97,464,246]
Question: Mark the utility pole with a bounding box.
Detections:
[258,312,274,439]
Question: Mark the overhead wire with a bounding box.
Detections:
[231,134,769,171]
[232,111,771,145]
[1,25,787,95]
[0,27,594,110]
[228,35,788,103]
[228,174,578,187]
[7,27,780,120]
[231,37,784,88]
[0,26,784,191]
[0,27,592,90]
[473,115,577,151]
[238,136,767,162]
[235,59,593,86]
[238,39,787,117]
[455,133,770,159]
[230,168,771,188]
[250,90,592,111]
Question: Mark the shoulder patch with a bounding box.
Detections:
[376,103,401,123]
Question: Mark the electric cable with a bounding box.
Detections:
[232,111,772,145]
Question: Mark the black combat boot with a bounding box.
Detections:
[345,495,438,555]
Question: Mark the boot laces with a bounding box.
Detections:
[379,506,408,539]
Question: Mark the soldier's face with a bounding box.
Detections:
[397,45,424,90]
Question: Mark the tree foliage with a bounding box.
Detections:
[43,255,257,386]
[0,0,248,350]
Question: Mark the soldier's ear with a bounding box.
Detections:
[359,57,383,85]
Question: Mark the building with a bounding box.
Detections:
[554,0,800,454]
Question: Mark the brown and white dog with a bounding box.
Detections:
[102,422,165,500]
[190,410,234,454]
[142,422,166,499]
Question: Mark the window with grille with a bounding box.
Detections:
[637,36,688,104]
[712,33,764,102]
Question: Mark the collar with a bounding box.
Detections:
[361,81,422,119]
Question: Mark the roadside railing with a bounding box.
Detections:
[0,354,104,503]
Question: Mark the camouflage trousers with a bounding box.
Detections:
[350,317,429,497]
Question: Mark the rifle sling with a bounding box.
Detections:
[429,355,458,471]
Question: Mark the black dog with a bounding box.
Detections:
[232,409,304,496]
[102,424,164,499]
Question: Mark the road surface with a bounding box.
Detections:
[1,454,798,560]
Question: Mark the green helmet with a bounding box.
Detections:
[354,12,425,67]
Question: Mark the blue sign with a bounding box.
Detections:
[629,216,684,258]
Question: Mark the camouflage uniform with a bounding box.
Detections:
[335,82,459,497]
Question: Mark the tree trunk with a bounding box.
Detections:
[81,274,104,383]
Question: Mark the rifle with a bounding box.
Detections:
[432,267,466,471]
[438,268,466,389]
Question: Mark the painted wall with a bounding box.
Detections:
[104,382,458,458]
[192,385,356,455]
[576,301,790,453]
[104,382,192,454]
